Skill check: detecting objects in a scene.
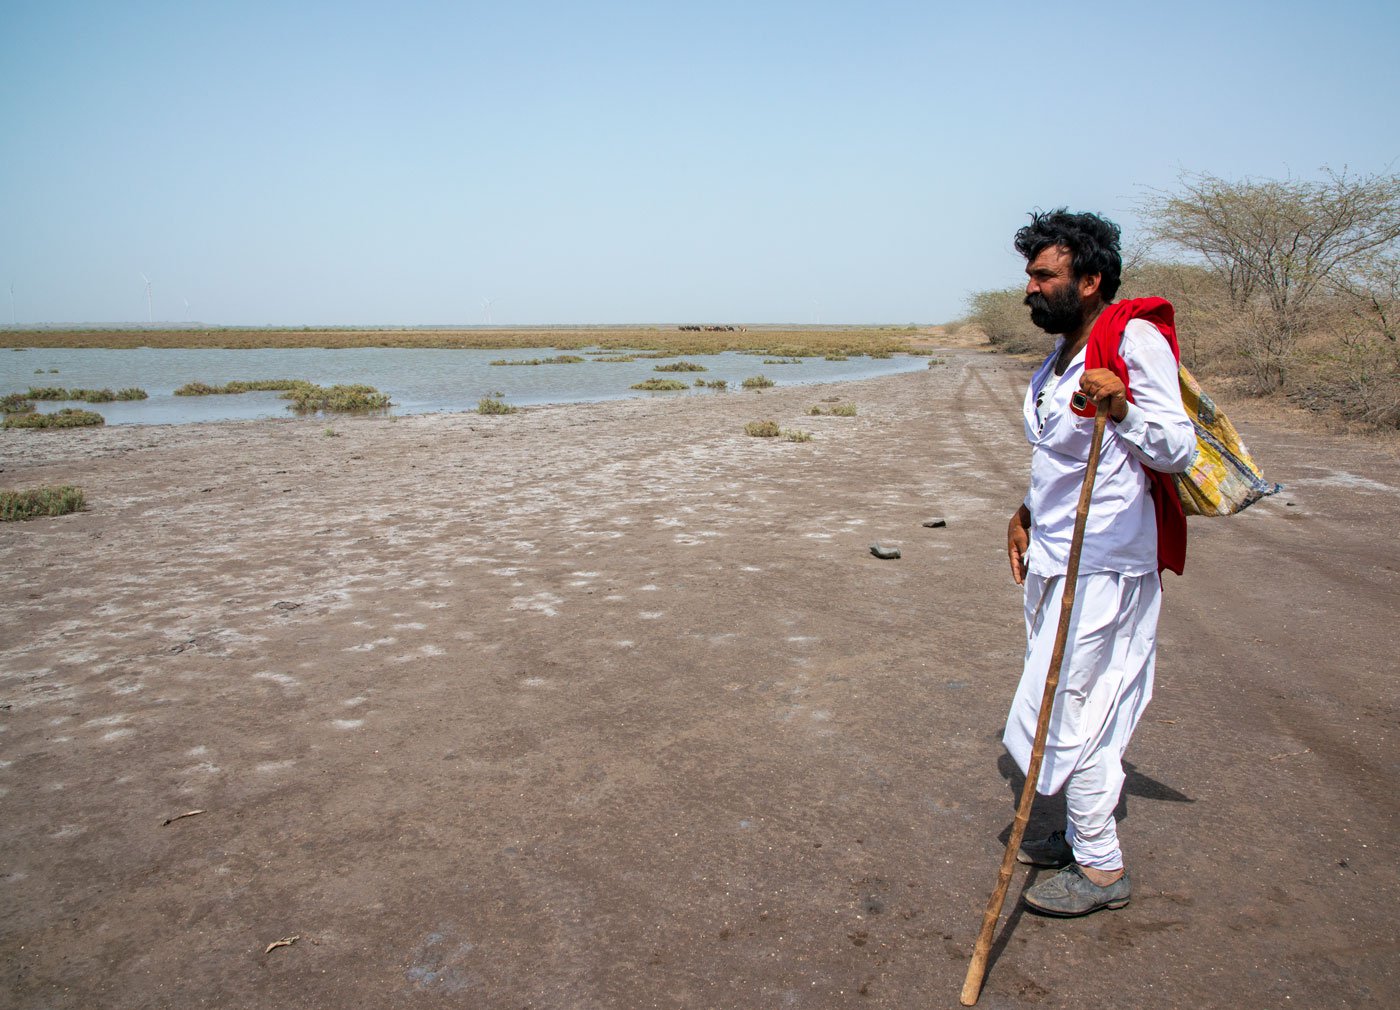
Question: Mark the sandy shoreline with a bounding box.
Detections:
[2,348,1398,1008]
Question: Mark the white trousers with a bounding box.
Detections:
[1002,571,1160,871]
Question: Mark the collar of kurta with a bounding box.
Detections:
[1086,297,1189,577]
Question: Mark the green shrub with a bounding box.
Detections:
[282,383,391,413]
[830,403,857,416]
[631,378,689,391]
[477,396,517,414]
[115,387,149,400]
[763,357,803,365]
[3,408,104,429]
[824,354,849,361]
[1,485,86,521]
[782,429,814,442]
[744,420,780,437]
[694,378,727,390]
[25,386,69,400]
[590,354,636,362]
[65,388,116,402]
[1,393,34,414]
[654,361,707,372]
[490,355,585,366]
[741,374,776,389]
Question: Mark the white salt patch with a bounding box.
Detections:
[52,736,72,744]
[392,622,427,631]
[110,681,143,695]
[256,760,297,774]
[786,636,817,644]
[638,612,665,620]
[604,595,626,602]
[254,671,300,688]
[182,761,220,775]
[102,729,135,742]
[419,644,444,656]
[522,677,550,689]
[573,571,600,578]
[0,759,11,769]
[84,714,129,727]
[346,637,397,652]
[568,580,593,587]
[332,719,364,730]
[655,517,683,527]
[740,566,762,573]
[805,533,833,540]
[639,584,659,592]
[422,601,449,609]
[511,593,562,618]
[811,710,833,722]
[615,640,636,649]
[50,825,84,839]
[342,695,368,708]
[187,746,210,757]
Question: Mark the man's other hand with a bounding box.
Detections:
[1008,505,1031,586]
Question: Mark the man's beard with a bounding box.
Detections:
[1024,285,1084,334]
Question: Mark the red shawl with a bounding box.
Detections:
[1085,298,1187,576]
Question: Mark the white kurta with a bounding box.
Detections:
[1002,319,1195,870]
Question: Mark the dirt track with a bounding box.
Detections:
[2,349,1397,1009]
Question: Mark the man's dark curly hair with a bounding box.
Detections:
[1013,209,1123,302]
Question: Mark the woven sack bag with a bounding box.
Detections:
[1173,365,1281,516]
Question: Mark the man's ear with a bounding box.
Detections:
[1078,272,1102,300]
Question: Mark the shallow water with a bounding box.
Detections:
[1,346,928,425]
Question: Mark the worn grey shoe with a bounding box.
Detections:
[1016,829,1073,868]
[1023,864,1131,917]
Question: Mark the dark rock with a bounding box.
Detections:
[922,519,947,528]
[870,544,901,560]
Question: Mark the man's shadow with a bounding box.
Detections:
[978,754,1195,972]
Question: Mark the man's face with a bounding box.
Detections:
[1024,245,1086,334]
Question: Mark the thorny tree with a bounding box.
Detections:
[1143,169,1400,392]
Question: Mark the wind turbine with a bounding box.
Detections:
[481,296,496,325]
[141,272,153,324]
[183,297,191,323]
[8,283,14,326]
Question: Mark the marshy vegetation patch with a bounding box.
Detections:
[631,378,689,391]
[3,408,105,429]
[653,361,707,372]
[744,420,780,437]
[741,375,777,389]
[1,485,86,521]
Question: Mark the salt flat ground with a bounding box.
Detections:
[1,349,1396,1010]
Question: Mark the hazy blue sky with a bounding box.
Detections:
[2,0,1397,326]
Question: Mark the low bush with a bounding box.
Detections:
[477,396,517,414]
[694,378,728,390]
[25,386,69,400]
[282,383,391,413]
[763,357,803,365]
[1,393,34,413]
[590,354,636,362]
[654,361,707,372]
[741,375,776,389]
[3,408,104,429]
[744,420,780,437]
[1,485,86,521]
[631,378,689,391]
[115,387,149,400]
[830,403,857,416]
[824,354,849,361]
[783,429,814,442]
[490,355,585,365]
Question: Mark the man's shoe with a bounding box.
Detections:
[1016,829,1073,868]
[1023,864,1131,917]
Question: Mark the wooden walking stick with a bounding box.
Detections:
[960,398,1110,1006]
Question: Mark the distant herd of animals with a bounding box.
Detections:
[676,325,745,332]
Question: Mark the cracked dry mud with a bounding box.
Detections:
[2,348,1397,1009]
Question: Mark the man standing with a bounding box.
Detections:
[1003,209,1196,916]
